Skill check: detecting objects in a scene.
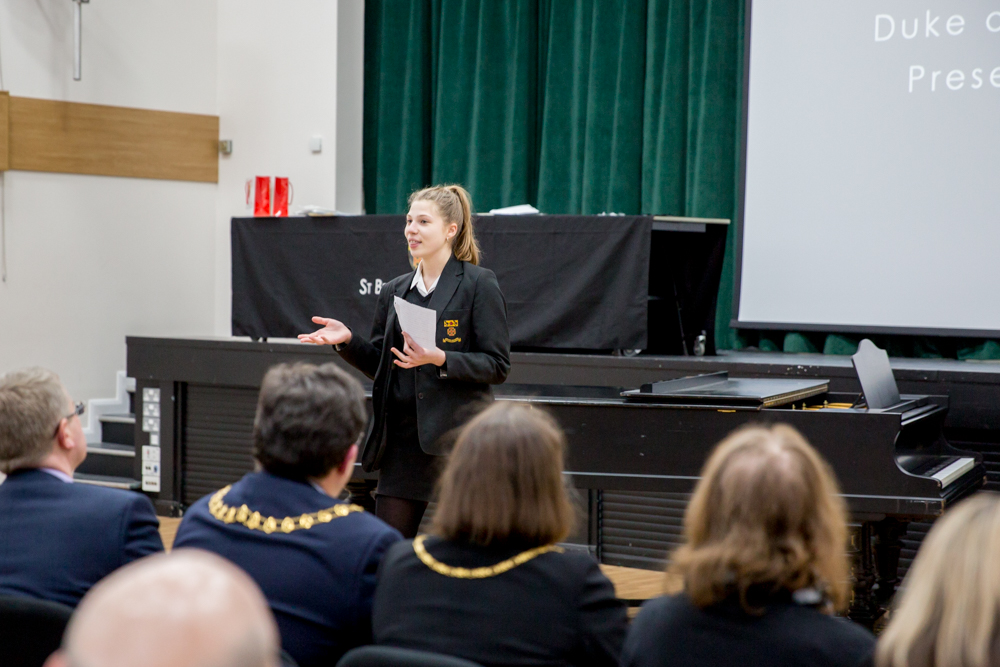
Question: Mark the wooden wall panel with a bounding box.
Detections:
[8,96,218,183]
[0,92,9,172]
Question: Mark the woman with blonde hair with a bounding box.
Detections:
[623,423,875,667]
[372,402,627,666]
[300,185,510,537]
[876,492,1000,667]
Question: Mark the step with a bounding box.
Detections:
[88,442,135,457]
[78,443,136,479]
[100,413,135,424]
[100,413,135,448]
[73,472,141,491]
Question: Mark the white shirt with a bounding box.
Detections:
[39,467,74,483]
[410,263,440,297]
[310,480,333,498]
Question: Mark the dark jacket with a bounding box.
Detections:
[0,468,163,608]
[623,593,876,667]
[373,536,627,667]
[338,255,510,468]
[174,471,402,667]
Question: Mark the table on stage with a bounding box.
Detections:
[231,214,728,354]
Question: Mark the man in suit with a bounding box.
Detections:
[45,550,281,667]
[174,362,402,667]
[0,367,163,608]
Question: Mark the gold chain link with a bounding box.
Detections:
[208,485,364,534]
[412,534,563,578]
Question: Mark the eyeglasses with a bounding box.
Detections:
[52,401,85,438]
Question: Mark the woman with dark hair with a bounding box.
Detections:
[173,363,402,667]
[299,184,510,537]
[623,424,875,667]
[372,402,627,667]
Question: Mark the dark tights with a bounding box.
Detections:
[376,495,428,538]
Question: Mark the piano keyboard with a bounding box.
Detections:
[930,457,977,488]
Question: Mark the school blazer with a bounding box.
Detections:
[338,254,510,469]
[372,537,627,667]
[0,469,164,608]
[174,471,402,667]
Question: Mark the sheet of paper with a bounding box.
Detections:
[393,296,438,351]
[488,203,540,215]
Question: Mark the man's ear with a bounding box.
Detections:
[54,419,82,455]
[54,419,71,451]
[339,443,359,475]
[43,650,68,667]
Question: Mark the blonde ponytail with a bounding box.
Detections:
[408,184,481,265]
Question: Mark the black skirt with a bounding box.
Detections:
[376,287,446,501]
[376,400,445,502]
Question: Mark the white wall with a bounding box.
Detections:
[0,1,218,405]
[336,0,366,215]
[214,0,364,334]
[1,0,216,112]
[0,172,216,396]
[0,0,367,403]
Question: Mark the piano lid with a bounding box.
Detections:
[621,371,829,409]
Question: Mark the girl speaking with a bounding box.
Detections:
[299,184,510,537]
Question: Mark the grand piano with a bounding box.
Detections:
[492,372,984,624]
[126,336,989,625]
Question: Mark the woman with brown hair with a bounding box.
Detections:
[299,185,510,537]
[876,492,1000,667]
[623,423,875,667]
[371,402,627,667]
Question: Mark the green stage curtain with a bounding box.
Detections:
[363,0,433,214]
[363,0,999,360]
[365,0,542,213]
[535,1,646,214]
[431,1,541,209]
[364,0,741,217]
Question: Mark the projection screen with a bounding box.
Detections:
[734,0,1000,337]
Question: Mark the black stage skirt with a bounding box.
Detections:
[376,402,444,502]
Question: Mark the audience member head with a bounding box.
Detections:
[671,424,850,613]
[0,367,86,475]
[876,492,1000,667]
[46,549,279,667]
[432,402,574,547]
[408,184,480,265]
[251,362,366,487]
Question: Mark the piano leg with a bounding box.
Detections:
[346,478,378,512]
[589,490,603,562]
[874,518,905,607]
[849,518,907,629]
[849,523,876,627]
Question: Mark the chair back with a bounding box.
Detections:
[337,646,484,667]
[0,595,74,667]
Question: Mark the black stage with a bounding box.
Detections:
[126,336,1000,502]
[128,337,1000,621]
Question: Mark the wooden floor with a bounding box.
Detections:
[159,516,180,551]
[601,564,679,601]
[157,516,673,610]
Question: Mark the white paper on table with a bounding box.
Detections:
[393,296,439,351]
[488,203,540,215]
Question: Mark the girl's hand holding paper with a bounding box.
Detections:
[392,332,446,368]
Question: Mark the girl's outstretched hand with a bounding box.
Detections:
[298,317,352,346]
